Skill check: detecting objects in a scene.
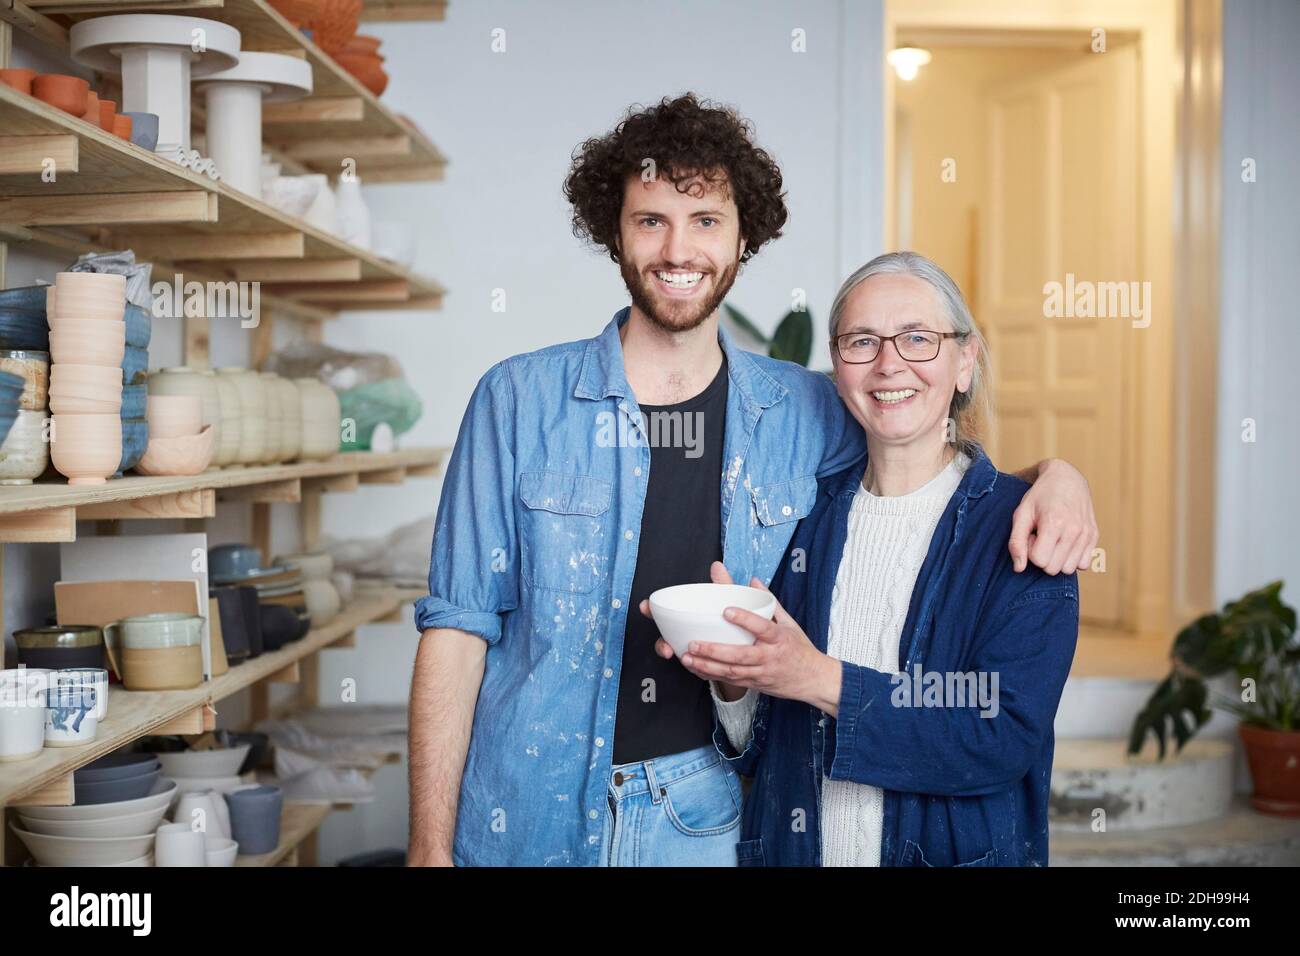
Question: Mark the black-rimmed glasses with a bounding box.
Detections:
[832,329,962,364]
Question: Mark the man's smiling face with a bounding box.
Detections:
[617,171,745,333]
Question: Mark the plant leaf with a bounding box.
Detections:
[769,309,813,367]
[722,303,769,345]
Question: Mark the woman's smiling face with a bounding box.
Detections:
[832,273,977,452]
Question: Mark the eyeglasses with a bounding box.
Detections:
[832,329,963,364]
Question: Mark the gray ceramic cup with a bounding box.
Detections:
[225,784,282,855]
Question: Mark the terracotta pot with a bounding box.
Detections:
[341,34,381,56]
[112,113,132,141]
[1239,724,1300,816]
[0,68,37,95]
[306,0,362,54]
[334,52,387,96]
[98,99,117,132]
[32,74,90,116]
[82,90,100,124]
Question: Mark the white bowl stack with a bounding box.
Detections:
[11,779,176,867]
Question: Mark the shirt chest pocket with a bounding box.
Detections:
[745,474,818,574]
[518,471,613,594]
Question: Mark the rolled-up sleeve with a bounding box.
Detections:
[414,360,519,644]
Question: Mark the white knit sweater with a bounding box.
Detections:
[713,454,968,867]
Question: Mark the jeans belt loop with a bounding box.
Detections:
[645,759,664,805]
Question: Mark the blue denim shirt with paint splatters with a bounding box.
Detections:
[414,306,866,866]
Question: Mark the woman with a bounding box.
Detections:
[657,251,1079,866]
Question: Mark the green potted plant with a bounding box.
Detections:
[722,304,813,367]
[1129,581,1300,815]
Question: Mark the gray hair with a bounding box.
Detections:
[828,250,992,457]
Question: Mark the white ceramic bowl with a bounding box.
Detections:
[154,822,206,867]
[9,824,155,866]
[18,778,177,821]
[204,837,238,867]
[155,744,249,779]
[17,802,169,838]
[647,583,776,658]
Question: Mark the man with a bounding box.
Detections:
[408,93,1097,867]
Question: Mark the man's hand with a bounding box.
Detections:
[1009,458,1099,575]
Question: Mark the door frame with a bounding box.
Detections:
[881,0,1221,676]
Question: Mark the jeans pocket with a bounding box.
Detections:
[736,837,766,867]
[900,839,999,867]
[661,764,742,837]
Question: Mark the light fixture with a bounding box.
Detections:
[888,46,932,82]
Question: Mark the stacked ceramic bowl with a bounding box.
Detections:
[296,377,341,460]
[136,394,214,476]
[46,273,126,485]
[210,544,310,650]
[120,302,153,474]
[274,550,340,626]
[11,757,174,866]
[0,367,44,482]
[147,367,222,469]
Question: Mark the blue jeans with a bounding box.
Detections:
[599,744,742,867]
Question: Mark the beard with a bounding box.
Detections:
[619,256,740,334]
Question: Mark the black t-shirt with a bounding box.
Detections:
[612,357,728,764]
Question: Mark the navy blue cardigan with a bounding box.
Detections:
[716,448,1079,866]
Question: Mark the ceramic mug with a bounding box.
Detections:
[44,684,97,747]
[104,613,203,651]
[225,784,282,855]
[0,668,48,762]
[53,667,109,721]
[154,821,206,867]
[174,789,232,840]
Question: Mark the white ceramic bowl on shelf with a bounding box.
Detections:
[18,778,177,822]
[155,744,250,779]
[17,803,169,839]
[9,825,155,866]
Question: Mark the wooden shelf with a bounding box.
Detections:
[0,85,445,314]
[20,0,448,182]
[0,585,422,807]
[360,0,446,23]
[0,448,445,535]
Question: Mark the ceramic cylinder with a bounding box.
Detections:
[258,372,283,463]
[217,368,264,465]
[295,378,339,460]
[202,80,266,197]
[207,369,241,467]
[275,376,301,461]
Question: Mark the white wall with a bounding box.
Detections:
[1215,0,1300,610]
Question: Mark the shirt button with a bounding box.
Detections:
[603,667,613,678]
[611,598,621,609]
[782,505,793,516]
[588,809,598,819]
[595,641,603,651]
[595,737,605,748]
[624,530,633,540]
[634,467,642,477]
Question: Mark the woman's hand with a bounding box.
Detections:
[1009,458,1099,575]
[640,561,842,716]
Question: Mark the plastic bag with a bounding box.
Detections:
[324,515,434,588]
[69,250,154,311]
[338,378,422,451]
[261,341,402,391]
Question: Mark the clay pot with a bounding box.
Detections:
[135,425,214,477]
[341,34,381,56]
[50,413,122,486]
[333,52,387,96]
[32,74,90,116]
[0,68,37,95]
[112,113,132,141]
[82,90,100,124]
[48,321,125,367]
[1239,724,1300,816]
[306,0,362,54]
[98,99,116,132]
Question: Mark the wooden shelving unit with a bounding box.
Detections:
[0,0,450,867]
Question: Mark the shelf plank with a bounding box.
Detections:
[0,447,445,517]
[0,84,446,306]
[78,488,216,520]
[0,133,78,174]
[0,587,414,806]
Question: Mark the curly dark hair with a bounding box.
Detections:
[563,93,788,264]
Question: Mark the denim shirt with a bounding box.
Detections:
[728,448,1079,867]
[415,307,865,866]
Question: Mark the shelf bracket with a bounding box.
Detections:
[135,231,306,261]
[0,507,76,543]
[0,134,78,175]
[359,467,405,485]
[304,472,359,494]
[218,478,302,504]
[152,703,216,736]
[268,661,301,684]
[10,772,74,807]
[263,96,365,123]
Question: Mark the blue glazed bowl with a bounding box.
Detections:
[0,285,50,313]
[209,543,264,582]
[122,345,148,385]
[118,417,148,473]
[0,307,49,352]
[124,303,152,349]
[121,382,146,419]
